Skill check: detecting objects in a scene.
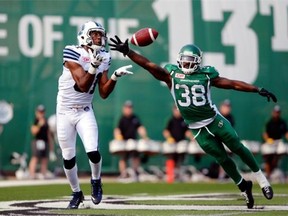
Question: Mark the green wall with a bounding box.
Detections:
[0,0,287,173]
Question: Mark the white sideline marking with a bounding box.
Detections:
[0,194,285,212]
[35,198,288,211]
[1,179,287,213]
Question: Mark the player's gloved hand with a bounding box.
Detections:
[109,36,130,56]
[111,65,133,81]
[88,49,104,74]
[49,151,57,162]
[258,88,277,102]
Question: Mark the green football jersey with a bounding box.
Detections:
[164,64,219,125]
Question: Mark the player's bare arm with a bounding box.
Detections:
[98,64,134,99]
[211,77,258,92]
[127,49,172,88]
[65,61,95,93]
[212,76,277,102]
[109,36,172,88]
[97,70,116,99]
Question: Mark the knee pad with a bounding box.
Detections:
[87,151,101,164]
[63,156,76,169]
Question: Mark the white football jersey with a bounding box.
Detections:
[57,45,111,107]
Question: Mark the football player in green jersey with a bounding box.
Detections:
[109,36,277,209]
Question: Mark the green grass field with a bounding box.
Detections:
[0,179,287,215]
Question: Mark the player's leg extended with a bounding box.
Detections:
[191,126,242,184]
[57,106,79,190]
[192,125,255,208]
[76,106,102,179]
[57,105,84,209]
[76,106,103,205]
[212,114,273,199]
[212,115,260,172]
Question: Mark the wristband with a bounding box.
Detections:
[111,71,122,81]
[88,64,96,75]
[111,73,118,81]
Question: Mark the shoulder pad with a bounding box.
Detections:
[201,66,217,73]
[200,66,219,78]
[64,45,78,50]
[63,45,81,62]
[164,64,178,73]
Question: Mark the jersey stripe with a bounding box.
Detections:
[63,48,80,61]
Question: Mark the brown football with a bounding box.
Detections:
[130,28,158,47]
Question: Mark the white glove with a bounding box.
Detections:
[49,151,57,162]
[111,65,133,81]
[88,49,105,75]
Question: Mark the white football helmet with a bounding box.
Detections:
[77,21,106,51]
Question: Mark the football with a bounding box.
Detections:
[130,28,158,47]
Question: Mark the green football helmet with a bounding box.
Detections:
[177,44,202,74]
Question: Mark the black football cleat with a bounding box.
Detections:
[241,180,254,209]
[91,178,103,205]
[262,185,273,200]
[67,191,84,209]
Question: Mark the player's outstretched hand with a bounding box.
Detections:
[258,88,277,102]
[111,65,133,81]
[88,49,104,68]
[109,35,130,56]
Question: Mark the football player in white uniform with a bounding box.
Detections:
[56,21,133,209]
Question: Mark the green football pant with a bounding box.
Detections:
[191,114,260,184]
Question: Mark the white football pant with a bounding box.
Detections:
[56,104,99,160]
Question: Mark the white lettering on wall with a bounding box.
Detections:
[109,18,139,59]
[0,14,8,56]
[153,0,193,63]
[18,15,42,57]
[70,16,93,32]
[0,0,286,61]
[202,0,258,83]
[259,0,288,51]
[43,16,63,57]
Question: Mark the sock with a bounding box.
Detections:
[253,169,270,188]
[237,178,247,192]
[89,158,102,180]
[64,165,80,192]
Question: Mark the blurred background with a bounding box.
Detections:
[0,0,287,176]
